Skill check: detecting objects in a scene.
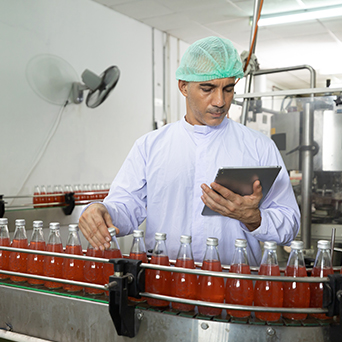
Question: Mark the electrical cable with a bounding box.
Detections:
[8,98,69,205]
[235,0,264,86]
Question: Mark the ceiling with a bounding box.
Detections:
[93,0,342,90]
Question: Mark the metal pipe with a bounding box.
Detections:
[253,64,316,88]
[331,227,336,263]
[240,0,262,125]
[141,263,327,283]
[235,86,342,99]
[0,330,55,342]
[152,27,156,129]
[0,270,106,289]
[301,101,314,249]
[0,246,110,263]
[139,292,327,314]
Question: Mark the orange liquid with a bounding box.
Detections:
[44,243,64,289]
[146,255,171,308]
[198,260,224,316]
[84,248,104,295]
[171,258,197,312]
[226,264,254,318]
[0,237,10,279]
[254,264,283,321]
[129,252,148,301]
[283,265,310,320]
[310,266,334,320]
[9,238,28,282]
[63,245,84,292]
[103,248,122,296]
[27,241,46,285]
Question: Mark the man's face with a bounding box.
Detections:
[179,77,236,126]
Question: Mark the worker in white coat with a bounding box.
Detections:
[79,36,300,266]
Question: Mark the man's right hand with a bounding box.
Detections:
[78,203,119,250]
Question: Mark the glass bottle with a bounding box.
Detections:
[63,224,84,292]
[0,218,10,279]
[254,241,283,321]
[33,185,40,208]
[226,239,254,318]
[129,230,148,263]
[171,235,197,312]
[310,240,334,320]
[40,185,47,207]
[103,228,122,296]
[27,220,46,285]
[197,237,224,316]
[283,240,310,320]
[146,232,171,308]
[84,242,104,295]
[44,222,64,289]
[129,230,148,302]
[9,219,28,282]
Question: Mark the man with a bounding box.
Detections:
[79,36,300,266]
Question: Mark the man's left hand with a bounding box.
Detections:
[201,180,263,231]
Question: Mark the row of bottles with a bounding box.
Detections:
[139,232,336,321]
[33,183,110,207]
[0,219,336,319]
[0,218,121,295]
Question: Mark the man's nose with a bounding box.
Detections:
[212,90,226,107]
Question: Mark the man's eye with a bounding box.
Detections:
[201,88,212,92]
[225,87,234,93]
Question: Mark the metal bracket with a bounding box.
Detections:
[108,258,145,338]
[62,192,75,215]
[0,195,4,218]
[323,273,342,317]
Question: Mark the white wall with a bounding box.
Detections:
[0,0,154,202]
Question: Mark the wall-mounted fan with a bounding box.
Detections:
[72,66,120,108]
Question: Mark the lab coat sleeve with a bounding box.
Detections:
[102,140,147,236]
[239,140,300,245]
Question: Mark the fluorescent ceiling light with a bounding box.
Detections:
[258,5,342,26]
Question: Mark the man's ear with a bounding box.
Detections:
[178,80,189,97]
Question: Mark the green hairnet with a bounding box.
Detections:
[176,36,244,82]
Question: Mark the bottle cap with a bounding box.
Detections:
[49,222,60,230]
[155,232,166,241]
[235,239,247,248]
[33,220,43,228]
[68,224,79,232]
[180,235,191,244]
[290,240,304,250]
[0,218,8,225]
[108,227,117,237]
[317,240,331,250]
[133,230,144,238]
[264,241,277,250]
[206,237,218,246]
[15,219,25,226]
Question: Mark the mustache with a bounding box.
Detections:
[207,109,226,115]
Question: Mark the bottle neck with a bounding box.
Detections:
[0,224,9,238]
[13,225,27,240]
[30,227,45,242]
[231,246,249,265]
[260,249,279,266]
[109,235,120,250]
[176,243,193,260]
[152,240,168,257]
[130,237,146,254]
[66,231,81,246]
[314,248,332,269]
[47,229,62,244]
[203,245,220,262]
[287,249,306,268]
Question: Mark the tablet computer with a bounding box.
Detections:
[201,166,282,216]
